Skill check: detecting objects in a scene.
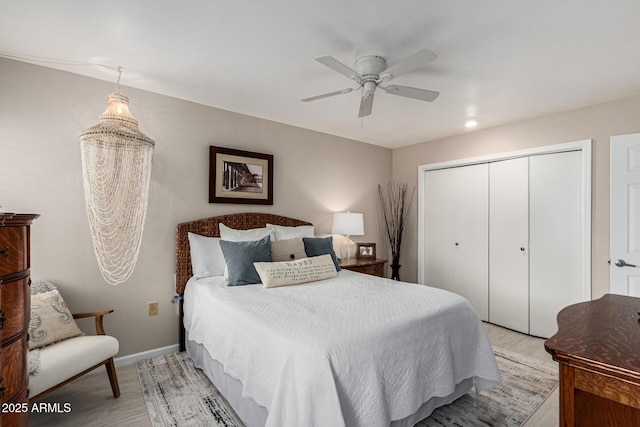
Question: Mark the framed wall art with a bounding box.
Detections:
[356,243,376,259]
[209,146,274,204]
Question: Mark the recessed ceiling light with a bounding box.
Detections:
[465,119,478,128]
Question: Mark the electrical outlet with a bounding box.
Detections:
[148,302,158,316]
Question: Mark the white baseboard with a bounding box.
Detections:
[114,344,180,367]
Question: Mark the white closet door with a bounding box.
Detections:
[424,164,489,320]
[424,167,457,293]
[529,151,582,338]
[489,157,529,334]
[453,164,489,321]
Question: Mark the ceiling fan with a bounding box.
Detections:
[302,48,440,118]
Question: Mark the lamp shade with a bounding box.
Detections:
[332,212,364,236]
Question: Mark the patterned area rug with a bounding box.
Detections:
[137,353,244,427]
[137,348,557,427]
[417,348,558,426]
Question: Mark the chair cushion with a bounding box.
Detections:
[28,335,118,398]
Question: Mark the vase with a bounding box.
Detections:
[390,264,401,281]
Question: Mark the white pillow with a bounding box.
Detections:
[254,254,337,288]
[219,223,275,242]
[266,223,315,241]
[188,232,226,278]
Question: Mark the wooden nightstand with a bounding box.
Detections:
[340,258,388,277]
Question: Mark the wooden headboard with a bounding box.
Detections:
[175,212,313,295]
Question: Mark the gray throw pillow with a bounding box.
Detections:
[220,235,272,286]
[270,237,307,262]
[302,236,341,271]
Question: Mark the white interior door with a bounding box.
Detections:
[529,151,582,338]
[489,157,529,334]
[611,133,640,296]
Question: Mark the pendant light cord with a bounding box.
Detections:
[0,52,125,87]
[115,66,123,92]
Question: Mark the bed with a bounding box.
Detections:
[175,213,500,427]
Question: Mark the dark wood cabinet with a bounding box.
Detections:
[0,213,38,427]
[340,258,387,277]
[545,294,640,427]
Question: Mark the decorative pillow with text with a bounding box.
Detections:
[254,254,338,288]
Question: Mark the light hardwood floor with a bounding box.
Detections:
[28,323,559,426]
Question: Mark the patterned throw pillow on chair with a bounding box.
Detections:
[29,287,83,350]
[30,279,57,295]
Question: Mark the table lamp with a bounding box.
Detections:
[332,212,364,259]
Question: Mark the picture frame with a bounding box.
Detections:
[356,243,376,259]
[209,146,273,204]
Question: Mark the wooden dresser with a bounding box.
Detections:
[339,258,387,277]
[0,213,38,427]
[545,294,640,427]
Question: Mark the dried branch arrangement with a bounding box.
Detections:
[378,181,415,279]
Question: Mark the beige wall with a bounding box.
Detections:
[393,95,640,298]
[0,58,391,357]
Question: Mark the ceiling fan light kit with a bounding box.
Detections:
[303,48,440,118]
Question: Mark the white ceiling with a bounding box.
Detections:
[2,1,640,149]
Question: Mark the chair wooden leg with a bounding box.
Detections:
[105,357,121,398]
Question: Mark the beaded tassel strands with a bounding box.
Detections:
[79,89,155,286]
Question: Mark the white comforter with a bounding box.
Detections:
[184,270,500,427]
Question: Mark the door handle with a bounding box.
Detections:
[614,259,638,268]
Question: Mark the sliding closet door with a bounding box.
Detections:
[489,157,529,334]
[529,151,582,338]
[424,164,489,321]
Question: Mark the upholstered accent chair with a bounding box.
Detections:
[27,283,120,402]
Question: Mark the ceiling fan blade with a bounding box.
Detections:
[301,88,353,102]
[358,94,374,118]
[315,56,363,83]
[384,85,440,102]
[379,49,437,81]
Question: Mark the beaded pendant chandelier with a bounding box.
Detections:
[79,81,155,286]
